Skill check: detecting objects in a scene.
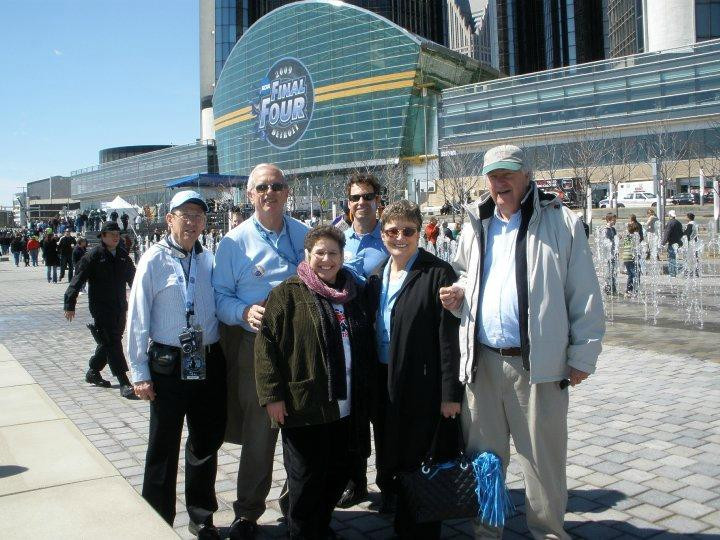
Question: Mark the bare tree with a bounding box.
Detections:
[438,146,482,220]
[608,136,643,214]
[697,121,720,202]
[562,124,613,212]
[643,119,692,219]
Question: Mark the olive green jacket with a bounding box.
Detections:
[254,275,374,447]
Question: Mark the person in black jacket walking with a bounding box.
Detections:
[63,222,137,398]
[662,209,684,277]
[41,230,61,283]
[58,229,77,282]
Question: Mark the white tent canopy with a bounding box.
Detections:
[101,196,141,219]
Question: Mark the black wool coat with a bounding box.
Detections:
[63,244,135,323]
[366,248,463,473]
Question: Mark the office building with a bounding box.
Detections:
[71,143,219,209]
[439,38,720,196]
[25,176,79,221]
[495,0,605,76]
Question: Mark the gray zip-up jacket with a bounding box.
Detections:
[451,182,605,384]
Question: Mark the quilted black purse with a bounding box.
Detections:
[396,418,479,523]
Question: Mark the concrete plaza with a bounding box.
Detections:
[0,261,719,539]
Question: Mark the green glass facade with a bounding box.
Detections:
[214,0,494,180]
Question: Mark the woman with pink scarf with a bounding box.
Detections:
[255,225,376,540]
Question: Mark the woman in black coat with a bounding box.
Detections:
[41,231,61,283]
[366,200,462,539]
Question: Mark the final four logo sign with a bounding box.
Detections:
[253,58,314,149]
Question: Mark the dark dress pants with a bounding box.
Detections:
[282,417,351,539]
[59,254,73,281]
[347,363,391,494]
[88,314,129,378]
[142,343,227,525]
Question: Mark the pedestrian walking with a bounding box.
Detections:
[603,213,618,294]
[440,144,605,540]
[63,222,137,398]
[128,191,226,538]
[10,234,24,267]
[41,229,60,283]
[662,209,684,277]
[58,229,77,282]
[622,221,641,295]
[27,236,40,266]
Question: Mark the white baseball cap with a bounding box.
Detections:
[169,190,209,213]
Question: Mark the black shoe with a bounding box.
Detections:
[189,521,220,540]
[85,369,111,388]
[120,384,138,399]
[337,485,369,508]
[229,518,257,539]
[379,493,397,514]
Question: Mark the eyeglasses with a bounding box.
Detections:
[382,227,418,238]
[172,213,205,222]
[254,183,288,193]
[311,249,342,259]
[348,192,376,202]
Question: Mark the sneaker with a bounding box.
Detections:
[85,369,111,388]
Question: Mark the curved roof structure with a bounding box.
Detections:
[213,0,496,176]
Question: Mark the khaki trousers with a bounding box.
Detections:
[462,347,570,540]
[221,325,279,522]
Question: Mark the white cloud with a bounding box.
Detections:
[53,49,63,56]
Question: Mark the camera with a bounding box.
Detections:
[179,328,198,355]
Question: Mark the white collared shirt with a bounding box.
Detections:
[127,240,219,383]
[477,208,521,348]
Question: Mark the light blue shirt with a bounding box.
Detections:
[126,240,220,383]
[477,209,521,348]
[376,250,419,364]
[343,222,388,282]
[213,214,309,332]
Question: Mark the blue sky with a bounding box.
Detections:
[0,0,200,207]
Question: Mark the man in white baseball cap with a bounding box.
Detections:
[127,189,226,538]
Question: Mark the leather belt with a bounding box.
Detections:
[482,344,522,357]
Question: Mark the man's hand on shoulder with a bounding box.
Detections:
[439,284,464,311]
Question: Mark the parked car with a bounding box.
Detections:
[599,192,657,208]
[669,193,696,205]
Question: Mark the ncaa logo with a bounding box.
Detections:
[253,57,315,149]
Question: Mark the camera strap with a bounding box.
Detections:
[166,243,199,328]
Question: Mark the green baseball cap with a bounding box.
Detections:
[482,145,525,175]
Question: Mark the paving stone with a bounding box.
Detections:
[665,499,714,519]
[3,263,720,539]
[657,515,711,534]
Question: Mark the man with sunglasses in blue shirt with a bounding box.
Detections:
[338,173,391,510]
[213,163,308,539]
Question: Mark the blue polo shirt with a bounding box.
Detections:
[213,214,309,332]
[343,222,388,282]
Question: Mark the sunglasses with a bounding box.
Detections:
[382,227,418,238]
[254,183,288,193]
[348,192,376,202]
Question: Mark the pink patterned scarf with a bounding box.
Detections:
[296,261,356,304]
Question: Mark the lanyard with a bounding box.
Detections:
[166,241,199,327]
[252,215,301,268]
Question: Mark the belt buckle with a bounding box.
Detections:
[498,347,510,357]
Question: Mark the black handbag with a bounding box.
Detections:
[397,418,479,523]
